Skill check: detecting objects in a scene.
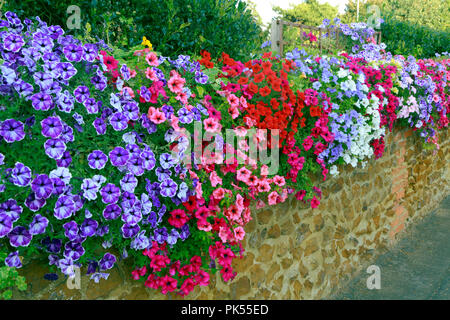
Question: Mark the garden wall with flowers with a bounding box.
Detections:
[0,12,449,299]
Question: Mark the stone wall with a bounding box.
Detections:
[13,127,450,300]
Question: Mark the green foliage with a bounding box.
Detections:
[381,16,450,58]
[339,0,450,58]
[3,0,263,60]
[0,247,27,300]
[274,0,339,26]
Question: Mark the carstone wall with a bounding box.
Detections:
[13,127,450,300]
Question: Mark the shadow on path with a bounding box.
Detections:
[330,195,450,300]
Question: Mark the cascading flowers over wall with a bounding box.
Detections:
[0,12,448,297]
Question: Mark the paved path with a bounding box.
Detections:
[330,195,450,300]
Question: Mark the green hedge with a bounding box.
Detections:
[381,16,450,58]
[3,0,263,60]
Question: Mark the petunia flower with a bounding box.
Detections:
[8,226,32,247]
[87,150,108,170]
[0,119,25,143]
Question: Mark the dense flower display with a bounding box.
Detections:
[0,13,448,297]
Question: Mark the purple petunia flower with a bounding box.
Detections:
[33,71,53,90]
[120,173,138,193]
[80,218,98,237]
[122,102,140,121]
[54,195,75,220]
[5,251,22,268]
[0,153,4,166]
[13,79,34,98]
[140,150,156,171]
[56,150,72,167]
[83,44,98,62]
[24,193,46,212]
[87,150,108,170]
[92,174,106,186]
[63,221,79,241]
[0,213,13,238]
[154,227,168,244]
[73,85,90,103]
[44,138,67,160]
[3,33,25,52]
[81,178,100,200]
[41,116,63,138]
[29,214,49,235]
[109,147,129,167]
[42,237,62,253]
[51,177,66,195]
[0,119,25,143]
[84,98,98,114]
[90,272,109,283]
[11,162,32,187]
[31,92,53,111]
[159,178,178,198]
[1,199,22,222]
[121,207,142,226]
[127,154,144,176]
[31,174,54,199]
[130,230,150,250]
[103,204,122,220]
[8,226,32,247]
[121,223,140,239]
[57,62,77,80]
[100,183,121,204]
[60,124,74,142]
[93,117,107,135]
[109,112,128,131]
[63,44,83,62]
[99,253,116,270]
[64,241,85,261]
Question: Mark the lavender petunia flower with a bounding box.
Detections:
[3,33,25,52]
[127,154,145,176]
[120,173,138,193]
[80,218,98,237]
[159,178,178,198]
[5,251,22,268]
[109,147,129,167]
[44,138,67,160]
[57,62,77,80]
[103,204,122,220]
[84,98,99,114]
[31,174,53,199]
[82,43,98,62]
[140,150,156,171]
[24,193,46,212]
[31,92,53,111]
[0,213,13,238]
[100,183,121,204]
[56,150,72,167]
[63,44,83,62]
[130,230,150,250]
[64,241,85,261]
[99,253,116,270]
[8,226,32,247]
[121,223,140,238]
[54,195,75,220]
[154,227,168,244]
[109,112,128,131]
[0,119,25,143]
[11,162,32,187]
[29,214,49,235]
[40,116,63,139]
[92,174,106,186]
[73,85,90,103]
[1,198,25,224]
[93,117,107,135]
[63,221,79,241]
[87,150,108,170]
[90,272,109,283]
[81,178,100,200]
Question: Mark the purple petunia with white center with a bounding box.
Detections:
[87,150,108,170]
[41,116,63,138]
[0,119,25,143]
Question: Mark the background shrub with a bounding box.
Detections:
[2,0,263,59]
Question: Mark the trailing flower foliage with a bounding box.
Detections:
[0,13,448,297]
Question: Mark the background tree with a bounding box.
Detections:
[273,0,339,26]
